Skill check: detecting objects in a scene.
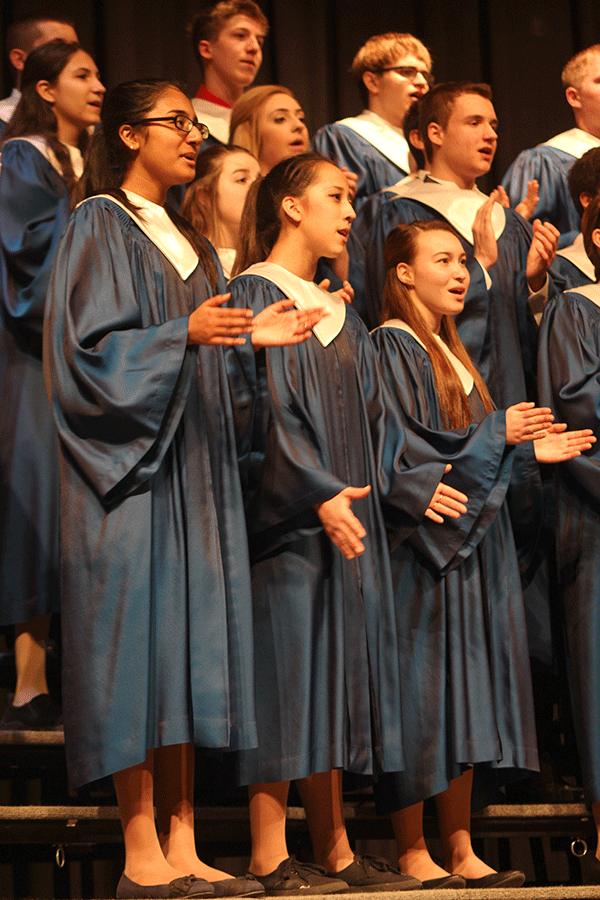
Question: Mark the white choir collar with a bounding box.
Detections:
[80,192,199,280]
[556,235,595,281]
[383,172,505,244]
[336,110,412,172]
[235,261,346,346]
[566,282,600,307]
[3,135,83,180]
[378,318,474,394]
[542,128,600,158]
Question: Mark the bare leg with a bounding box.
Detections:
[436,769,495,878]
[14,614,51,701]
[390,800,450,881]
[113,751,188,886]
[296,770,353,872]
[154,742,233,880]
[248,781,291,875]
[592,800,600,862]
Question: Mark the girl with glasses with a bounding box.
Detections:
[45,79,320,900]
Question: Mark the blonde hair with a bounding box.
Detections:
[350,33,431,104]
[562,45,600,90]
[383,221,494,429]
[229,84,295,159]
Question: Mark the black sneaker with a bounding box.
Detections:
[248,858,347,895]
[0,694,63,730]
[327,856,422,892]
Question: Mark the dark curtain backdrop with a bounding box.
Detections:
[1,0,600,188]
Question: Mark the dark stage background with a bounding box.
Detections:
[1,0,599,188]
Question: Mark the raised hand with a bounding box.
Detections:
[252,300,326,348]
[526,219,560,292]
[472,194,499,271]
[505,401,554,443]
[187,294,253,346]
[515,179,540,221]
[315,485,371,559]
[340,166,358,203]
[533,422,596,462]
[424,464,468,523]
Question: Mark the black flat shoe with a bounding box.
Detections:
[463,870,525,888]
[421,874,467,889]
[116,873,215,898]
[327,855,421,892]
[210,877,265,897]
[0,694,62,730]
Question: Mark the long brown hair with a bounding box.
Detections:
[232,151,327,276]
[382,220,494,428]
[180,143,256,246]
[1,40,89,195]
[73,79,218,290]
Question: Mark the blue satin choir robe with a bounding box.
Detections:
[537,286,600,806]
[371,324,539,809]
[0,138,70,626]
[312,123,408,213]
[227,274,451,785]
[44,197,257,788]
[365,198,560,408]
[501,145,581,247]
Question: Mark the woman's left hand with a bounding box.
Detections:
[425,464,468,523]
[533,422,596,463]
[251,299,326,349]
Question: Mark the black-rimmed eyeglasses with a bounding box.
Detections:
[129,115,210,138]
[377,66,434,86]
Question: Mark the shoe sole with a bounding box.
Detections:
[263,884,347,896]
[338,883,420,893]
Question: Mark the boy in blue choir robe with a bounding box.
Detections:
[312,33,431,214]
[365,82,563,410]
[502,45,600,247]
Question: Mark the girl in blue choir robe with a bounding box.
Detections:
[227,153,471,892]
[0,40,104,729]
[537,191,600,871]
[44,79,318,900]
[364,187,567,407]
[371,220,594,889]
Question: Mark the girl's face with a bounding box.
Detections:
[290,162,356,260]
[397,230,469,333]
[125,87,205,194]
[257,92,309,174]
[215,150,260,244]
[40,50,105,140]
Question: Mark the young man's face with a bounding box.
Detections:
[430,92,498,188]
[199,14,265,92]
[365,52,431,128]
[568,53,600,138]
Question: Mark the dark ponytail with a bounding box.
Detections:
[232,151,329,276]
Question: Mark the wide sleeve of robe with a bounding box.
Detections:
[0,139,71,345]
[372,326,528,571]
[538,290,600,499]
[228,275,446,543]
[44,197,194,505]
